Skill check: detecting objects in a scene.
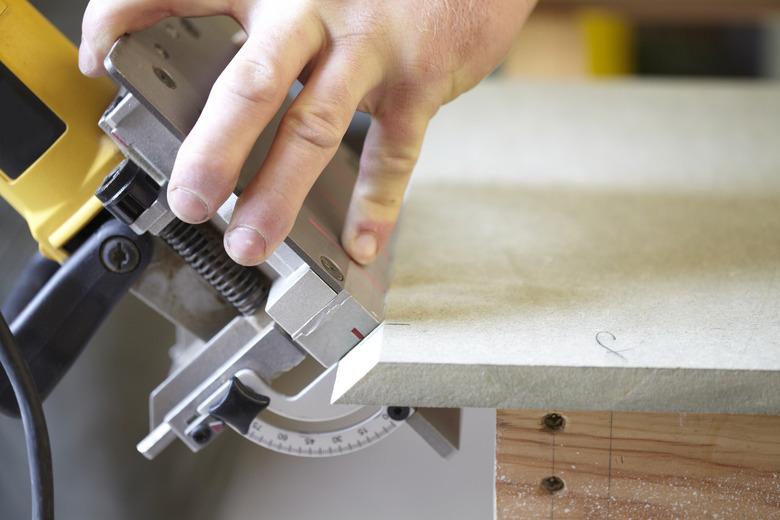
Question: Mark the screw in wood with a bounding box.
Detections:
[541,475,565,494]
[542,412,566,431]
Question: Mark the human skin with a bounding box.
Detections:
[80,0,536,265]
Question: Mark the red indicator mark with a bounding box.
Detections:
[308,216,340,248]
[110,129,128,147]
[351,328,365,340]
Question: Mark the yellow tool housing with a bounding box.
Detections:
[0,0,122,261]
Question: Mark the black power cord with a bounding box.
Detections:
[0,311,54,520]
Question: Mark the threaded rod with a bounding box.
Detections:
[159,220,268,315]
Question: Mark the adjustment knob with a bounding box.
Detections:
[208,377,270,434]
[96,159,160,225]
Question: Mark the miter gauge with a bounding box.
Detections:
[95,16,459,459]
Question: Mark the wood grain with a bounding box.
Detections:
[496,409,780,519]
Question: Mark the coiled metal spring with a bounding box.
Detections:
[159,219,268,315]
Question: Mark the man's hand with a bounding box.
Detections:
[80,0,535,265]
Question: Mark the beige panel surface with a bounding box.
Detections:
[334,80,780,412]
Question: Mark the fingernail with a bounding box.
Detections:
[225,226,267,264]
[351,232,378,264]
[78,42,96,75]
[168,187,209,223]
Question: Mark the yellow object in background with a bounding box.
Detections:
[500,8,634,79]
[0,0,122,262]
[580,9,634,76]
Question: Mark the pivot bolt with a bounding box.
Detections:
[542,412,566,431]
[190,424,212,445]
[387,406,411,421]
[100,237,141,274]
[541,475,565,494]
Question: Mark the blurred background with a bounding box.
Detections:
[502,0,780,79]
[2,1,779,519]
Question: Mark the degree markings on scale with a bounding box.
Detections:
[238,410,400,457]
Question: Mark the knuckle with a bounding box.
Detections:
[356,176,409,210]
[174,147,233,188]
[409,56,448,82]
[361,147,418,182]
[281,103,345,151]
[361,191,403,210]
[365,149,418,178]
[221,56,283,106]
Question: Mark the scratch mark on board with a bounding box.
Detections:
[595,331,632,361]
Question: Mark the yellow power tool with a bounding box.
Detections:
[0,0,123,262]
[0,0,155,414]
[1,0,452,472]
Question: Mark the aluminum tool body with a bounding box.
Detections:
[98,16,459,458]
[0,1,458,459]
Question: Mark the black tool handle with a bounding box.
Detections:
[0,219,153,416]
[1,252,60,323]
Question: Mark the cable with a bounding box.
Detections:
[0,311,54,520]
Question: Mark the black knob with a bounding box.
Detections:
[96,159,160,225]
[208,377,270,435]
[387,406,411,421]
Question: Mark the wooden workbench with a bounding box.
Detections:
[331,80,780,517]
[496,409,780,518]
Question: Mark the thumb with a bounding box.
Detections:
[341,109,430,264]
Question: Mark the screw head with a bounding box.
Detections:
[542,412,566,431]
[179,18,201,39]
[153,43,169,59]
[387,406,411,422]
[163,22,180,39]
[191,424,212,445]
[100,236,141,274]
[153,66,176,89]
[541,475,565,494]
[320,255,344,281]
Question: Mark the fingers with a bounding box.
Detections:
[79,0,233,76]
[167,8,323,223]
[341,108,431,265]
[224,51,382,265]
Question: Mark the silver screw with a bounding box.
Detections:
[320,256,344,281]
[179,18,201,39]
[153,66,176,89]
[100,237,140,274]
[154,43,169,59]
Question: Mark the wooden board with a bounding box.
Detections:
[496,409,780,519]
[333,81,780,414]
